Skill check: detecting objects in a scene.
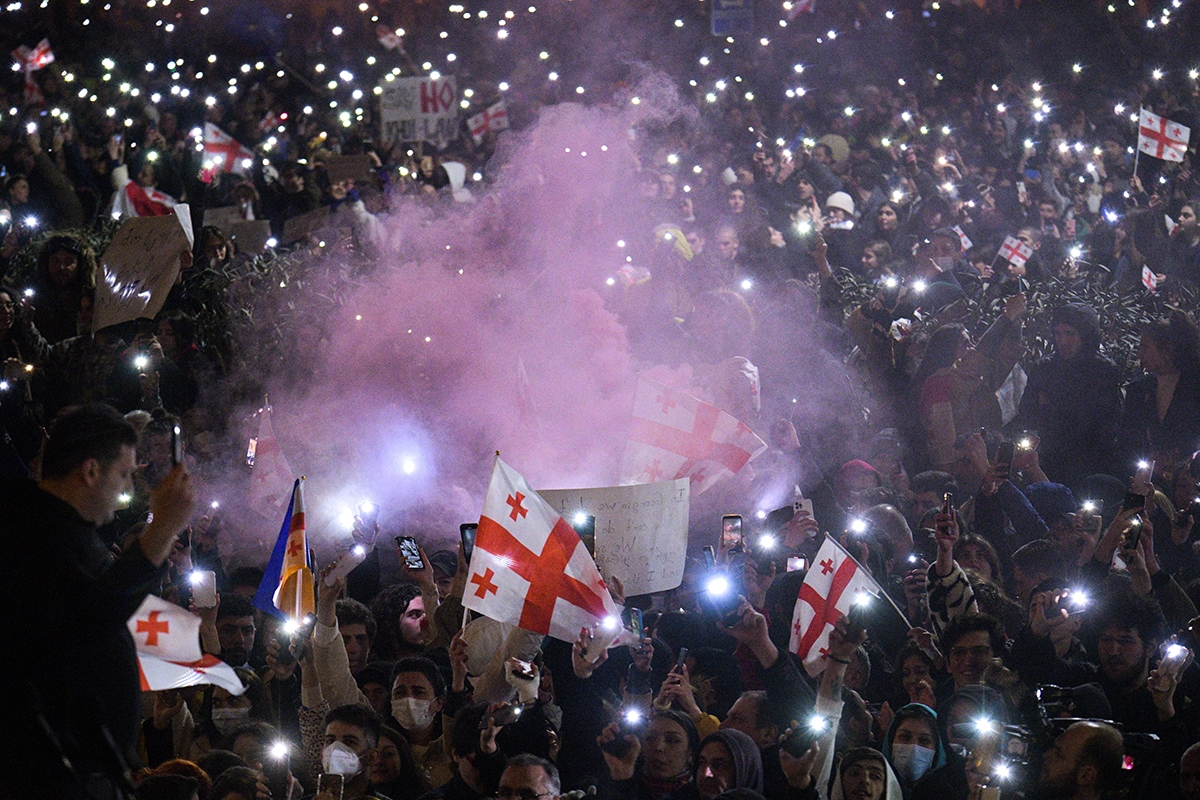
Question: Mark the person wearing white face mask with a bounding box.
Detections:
[390,656,454,788]
[320,704,391,800]
[881,703,968,800]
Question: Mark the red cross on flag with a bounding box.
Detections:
[273,478,315,621]
[128,595,246,694]
[12,39,53,105]
[1142,266,1159,293]
[248,403,295,520]
[468,101,509,144]
[1138,108,1190,163]
[952,225,973,252]
[204,123,255,175]
[463,457,623,643]
[998,235,1034,268]
[377,23,403,50]
[128,594,201,662]
[620,377,767,495]
[789,536,886,677]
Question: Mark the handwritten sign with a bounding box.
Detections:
[92,205,193,332]
[325,154,379,187]
[202,205,243,233]
[281,207,331,244]
[539,478,690,596]
[229,220,272,254]
[380,77,459,148]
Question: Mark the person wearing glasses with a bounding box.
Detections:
[495,754,560,800]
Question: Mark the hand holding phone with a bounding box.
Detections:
[395,536,426,571]
[190,570,217,607]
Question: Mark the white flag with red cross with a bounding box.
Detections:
[204,123,255,175]
[468,101,509,144]
[1142,266,1159,293]
[128,595,247,694]
[998,235,1034,268]
[1138,109,1190,163]
[789,536,886,677]
[463,457,622,643]
[377,23,403,50]
[12,39,53,105]
[620,377,767,495]
[248,403,295,520]
[952,225,973,251]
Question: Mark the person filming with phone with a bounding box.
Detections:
[1,402,196,799]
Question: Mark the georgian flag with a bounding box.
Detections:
[468,101,509,144]
[12,39,53,105]
[998,235,1034,268]
[1142,266,1159,293]
[462,457,622,643]
[1138,109,1190,163]
[620,377,767,495]
[377,23,403,50]
[128,595,246,694]
[204,123,255,175]
[952,225,973,251]
[789,536,886,676]
[248,403,295,520]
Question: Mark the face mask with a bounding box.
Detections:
[392,697,436,731]
[322,741,362,778]
[890,742,935,784]
[211,706,250,736]
[932,256,955,272]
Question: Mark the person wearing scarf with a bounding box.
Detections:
[881,704,967,800]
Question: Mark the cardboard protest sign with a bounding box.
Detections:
[230,220,272,254]
[202,205,243,233]
[93,205,193,332]
[281,207,331,244]
[324,154,378,187]
[539,478,690,596]
[380,76,459,148]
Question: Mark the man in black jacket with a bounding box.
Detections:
[0,403,195,799]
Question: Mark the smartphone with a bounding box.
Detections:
[246,437,258,467]
[602,709,645,757]
[479,704,523,729]
[316,773,345,800]
[395,536,425,570]
[1016,430,1038,450]
[721,514,744,552]
[673,646,689,674]
[781,716,828,757]
[571,514,596,557]
[171,423,183,465]
[795,498,815,520]
[460,523,477,565]
[701,546,716,570]
[787,556,808,572]
[843,592,873,637]
[1124,517,1143,550]
[994,441,1014,480]
[263,746,290,800]
[191,570,217,608]
[324,545,369,586]
[508,658,536,680]
[623,607,645,640]
[1134,459,1155,492]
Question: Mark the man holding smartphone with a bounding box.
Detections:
[1,403,196,798]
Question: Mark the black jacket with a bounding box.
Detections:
[0,477,165,798]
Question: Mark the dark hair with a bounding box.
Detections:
[1142,310,1200,374]
[336,597,377,641]
[941,612,1006,656]
[503,753,561,795]
[216,593,256,622]
[158,310,197,351]
[1011,539,1069,586]
[209,766,261,800]
[913,324,968,390]
[378,725,433,794]
[40,403,139,480]
[910,471,958,498]
[36,234,96,291]
[450,703,491,757]
[325,703,381,747]
[371,583,423,660]
[1098,582,1167,646]
[227,567,265,591]
[647,708,701,770]
[954,534,1002,581]
[392,656,446,698]
[195,750,249,783]
[219,720,283,755]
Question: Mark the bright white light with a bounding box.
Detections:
[359,501,376,515]
[625,708,643,724]
[808,715,828,732]
[601,615,620,631]
[270,741,289,759]
[402,458,417,474]
[757,535,776,551]
[189,571,203,585]
[574,512,588,525]
[282,619,301,635]
[740,278,753,291]
[849,518,868,534]
[1167,643,1188,659]
[706,576,730,597]
[911,279,928,293]
[133,355,150,370]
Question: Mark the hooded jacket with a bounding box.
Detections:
[829,748,904,800]
[1015,303,1122,489]
[700,730,764,797]
[881,704,967,800]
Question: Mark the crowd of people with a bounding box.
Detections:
[4,0,1200,799]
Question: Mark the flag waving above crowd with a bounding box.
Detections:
[1137,108,1191,163]
[463,457,622,644]
[621,377,767,495]
[128,596,246,695]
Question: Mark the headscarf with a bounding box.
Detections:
[830,747,904,800]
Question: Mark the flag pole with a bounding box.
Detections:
[1133,107,1142,181]
[827,536,913,630]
